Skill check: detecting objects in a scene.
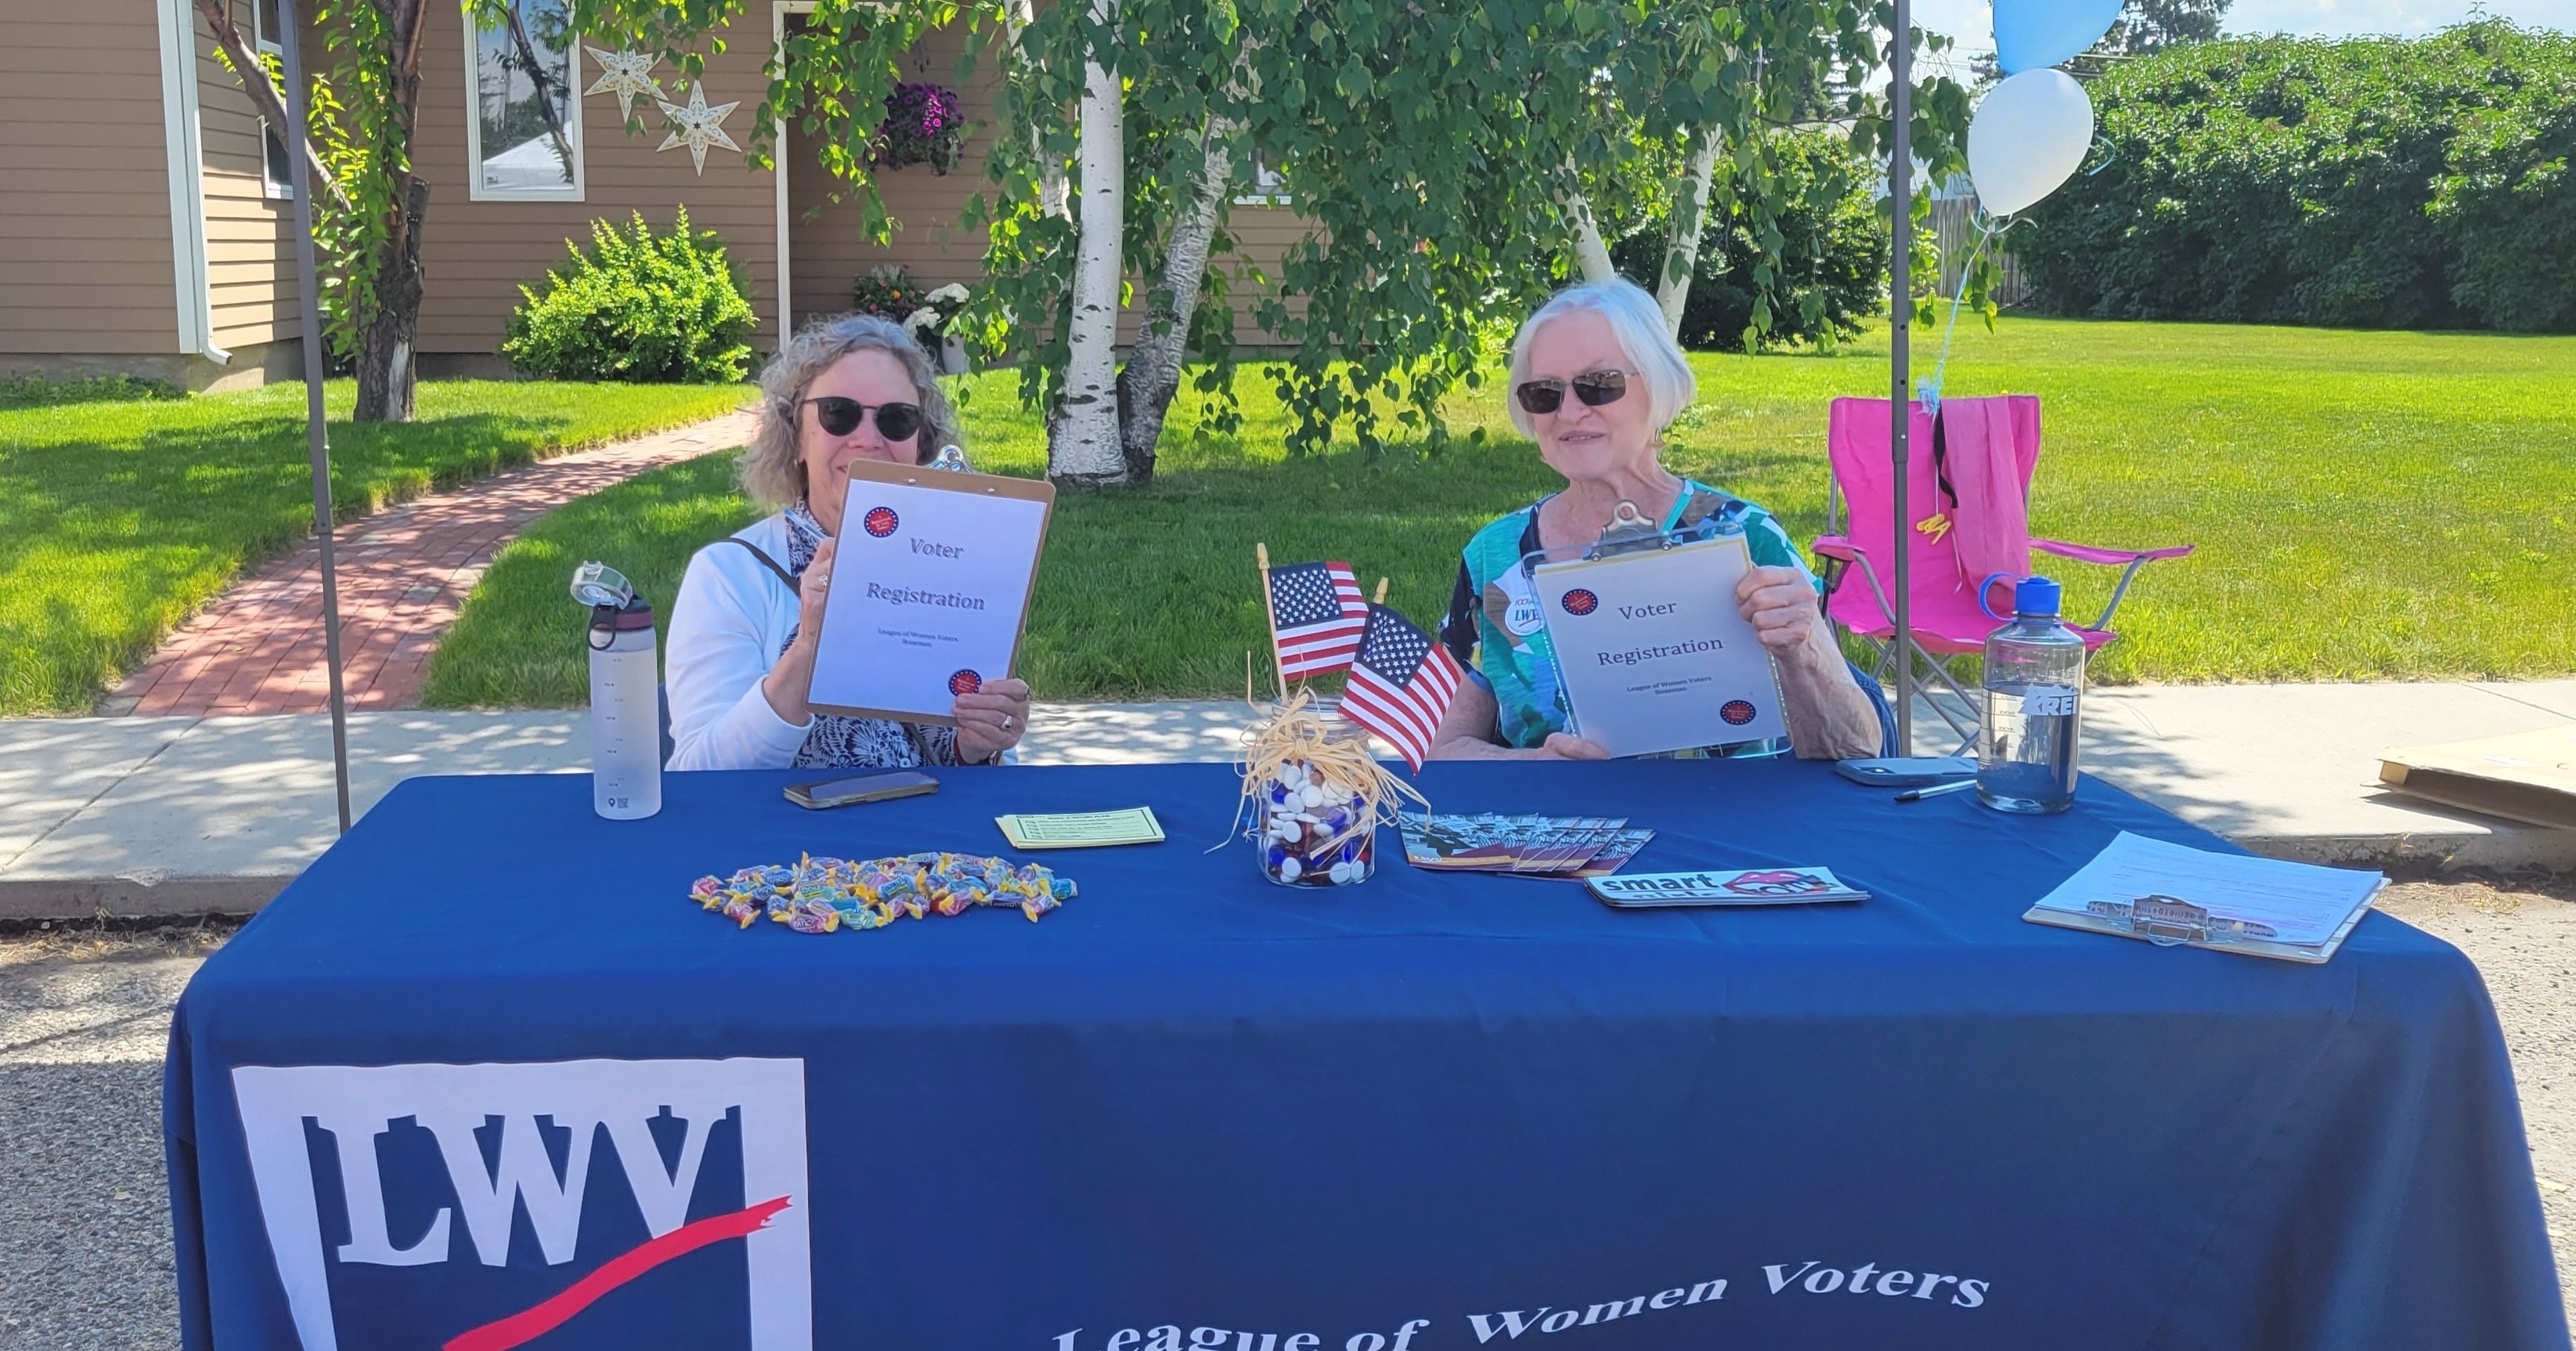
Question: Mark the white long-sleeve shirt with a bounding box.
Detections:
[663,514,816,771]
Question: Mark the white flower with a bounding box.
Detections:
[926,283,970,305]
[901,306,941,333]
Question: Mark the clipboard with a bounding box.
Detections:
[808,457,1055,725]
[1521,526,1788,757]
[2021,887,2381,964]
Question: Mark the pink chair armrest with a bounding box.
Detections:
[2030,538,2195,567]
[1813,535,1860,563]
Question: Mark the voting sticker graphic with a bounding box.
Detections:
[1560,587,1600,616]
[230,1058,811,1351]
[1720,699,1759,726]
[861,505,900,538]
[947,669,983,695]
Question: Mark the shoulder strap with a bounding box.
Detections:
[715,536,799,592]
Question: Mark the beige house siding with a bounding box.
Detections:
[411,12,781,355]
[196,0,299,354]
[0,5,179,356]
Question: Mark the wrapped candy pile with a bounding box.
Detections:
[689,851,1075,934]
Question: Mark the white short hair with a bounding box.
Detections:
[1505,278,1697,439]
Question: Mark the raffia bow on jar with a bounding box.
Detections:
[1228,688,1426,888]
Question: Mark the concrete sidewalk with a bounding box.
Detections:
[3,682,2571,919]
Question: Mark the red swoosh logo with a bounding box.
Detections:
[442,1196,792,1351]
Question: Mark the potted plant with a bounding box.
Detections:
[850,264,926,321]
[873,82,966,174]
[905,283,972,374]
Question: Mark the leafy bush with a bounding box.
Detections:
[2013,22,2576,332]
[503,208,756,382]
[850,263,929,320]
[0,373,182,410]
[1609,130,1900,352]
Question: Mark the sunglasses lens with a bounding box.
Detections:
[875,403,923,443]
[1514,382,1565,415]
[813,397,863,437]
[1574,372,1628,406]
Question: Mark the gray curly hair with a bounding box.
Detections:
[742,312,966,508]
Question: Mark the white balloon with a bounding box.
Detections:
[1966,69,2096,218]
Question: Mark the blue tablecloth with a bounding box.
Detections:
[166,761,2567,1351]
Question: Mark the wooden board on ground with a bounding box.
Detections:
[2379,726,2576,830]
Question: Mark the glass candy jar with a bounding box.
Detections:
[1256,760,1376,887]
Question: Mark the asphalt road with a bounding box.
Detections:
[3,883,2570,1349]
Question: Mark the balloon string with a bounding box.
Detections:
[1914,210,2008,417]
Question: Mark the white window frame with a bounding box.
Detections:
[1233,152,1290,208]
[249,0,293,200]
[462,0,586,202]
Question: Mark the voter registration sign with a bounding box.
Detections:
[1530,536,1787,757]
[809,459,1055,725]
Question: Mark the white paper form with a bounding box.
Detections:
[2029,832,2385,948]
[1529,536,1785,758]
[809,463,1053,724]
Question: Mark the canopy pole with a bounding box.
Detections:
[1888,0,1915,757]
[276,0,354,833]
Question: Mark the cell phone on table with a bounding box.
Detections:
[784,769,940,810]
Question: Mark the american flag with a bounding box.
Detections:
[1339,603,1465,771]
[1266,560,1368,678]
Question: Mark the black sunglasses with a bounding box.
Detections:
[1513,370,1629,416]
[799,396,924,443]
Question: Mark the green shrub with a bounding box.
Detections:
[1609,130,1900,352]
[503,207,757,382]
[0,373,182,410]
[2014,21,2576,332]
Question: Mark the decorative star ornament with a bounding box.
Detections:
[654,83,741,175]
[583,47,662,121]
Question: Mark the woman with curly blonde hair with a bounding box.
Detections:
[663,313,1031,771]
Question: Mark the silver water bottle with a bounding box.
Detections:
[573,562,662,821]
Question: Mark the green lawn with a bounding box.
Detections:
[0,379,746,715]
[423,316,2576,708]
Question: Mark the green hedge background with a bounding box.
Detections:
[2014,21,2576,333]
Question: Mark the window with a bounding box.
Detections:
[261,123,294,199]
[464,0,583,200]
[251,0,292,200]
[1233,152,1290,207]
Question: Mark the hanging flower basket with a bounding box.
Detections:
[873,82,965,174]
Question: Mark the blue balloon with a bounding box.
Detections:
[1993,0,2123,74]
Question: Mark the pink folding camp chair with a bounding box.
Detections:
[1812,396,2194,750]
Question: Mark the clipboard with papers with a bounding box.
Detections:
[1520,521,1787,759]
[808,457,1055,725]
[2021,832,2387,964]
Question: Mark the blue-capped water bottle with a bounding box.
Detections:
[1978,576,2084,814]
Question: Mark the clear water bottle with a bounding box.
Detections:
[575,562,662,821]
[1978,576,2084,815]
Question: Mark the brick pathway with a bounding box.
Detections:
[103,410,756,717]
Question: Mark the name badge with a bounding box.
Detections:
[1498,569,1545,638]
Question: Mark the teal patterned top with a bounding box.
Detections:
[1437,481,1817,757]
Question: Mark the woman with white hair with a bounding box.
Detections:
[1429,278,1880,761]
[664,314,1032,771]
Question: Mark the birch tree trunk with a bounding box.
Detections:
[1656,127,1723,338]
[1048,0,1126,487]
[1566,190,1617,284]
[1113,124,1228,482]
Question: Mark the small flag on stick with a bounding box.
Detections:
[1339,603,1464,771]
[1263,556,1368,681]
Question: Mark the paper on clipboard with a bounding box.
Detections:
[1528,535,1786,757]
[809,458,1055,724]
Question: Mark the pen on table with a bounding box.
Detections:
[1896,778,1977,804]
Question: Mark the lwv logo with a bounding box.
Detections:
[233,1057,810,1351]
